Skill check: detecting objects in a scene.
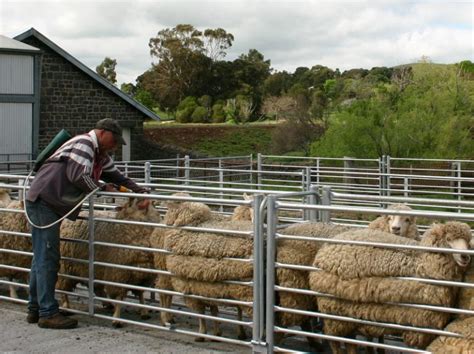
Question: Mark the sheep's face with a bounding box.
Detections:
[426,222,472,268]
[116,198,161,222]
[387,214,412,237]
[444,222,472,268]
[448,238,471,268]
[163,192,191,210]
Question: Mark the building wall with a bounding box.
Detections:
[21,36,151,160]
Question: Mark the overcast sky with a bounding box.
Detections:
[1,0,472,85]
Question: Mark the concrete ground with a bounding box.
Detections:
[0,300,249,353]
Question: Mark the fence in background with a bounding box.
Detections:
[1,158,474,353]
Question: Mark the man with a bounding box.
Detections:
[25,119,149,329]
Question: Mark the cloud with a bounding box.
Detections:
[1,0,471,84]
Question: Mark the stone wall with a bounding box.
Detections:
[21,36,152,160]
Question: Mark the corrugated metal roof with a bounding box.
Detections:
[0,34,40,52]
[14,28,160,121]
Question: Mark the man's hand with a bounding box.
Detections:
[102,183,118,192]
[136,199,151,209]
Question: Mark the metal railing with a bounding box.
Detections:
[1,165,474,352]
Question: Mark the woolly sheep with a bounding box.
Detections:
[150,216,253,341]
[0,188,12,207]
[0,200,31,299]
[275,222,353,346]
[162,192,212,227]
[368,203,420,240]
[58,198,160,327]
[425,236,474,353]
[310,222,472,353]
[150,192,216,329]
[231,193,254,222]
[426,317,474,353]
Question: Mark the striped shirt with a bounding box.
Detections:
[27,130,145,219]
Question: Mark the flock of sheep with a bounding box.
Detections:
[0,187,473,353]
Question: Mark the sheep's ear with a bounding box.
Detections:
[243,193,252,201]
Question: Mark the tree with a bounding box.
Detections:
[203,28,234,61]
[311,64,474,159]
[96,57,117,85]
[147,24,234,110]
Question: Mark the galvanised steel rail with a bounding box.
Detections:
[265,189,474,353]
[1,162,474,352]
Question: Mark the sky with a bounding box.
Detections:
[1,0,472,85]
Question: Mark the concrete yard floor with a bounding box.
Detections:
[0,300,249,353]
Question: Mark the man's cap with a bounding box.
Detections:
[95,118,126,145]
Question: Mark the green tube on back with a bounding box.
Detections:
[33,129,72,172]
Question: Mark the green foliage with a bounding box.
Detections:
[191,106,209,123]
[134,89,156,110]
[96,57,117,85]
[176,96,198,123]
[311,64,474,158]
[211,102,226,123]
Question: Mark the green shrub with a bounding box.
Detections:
[176,96,198,123]
[211,103,226,123]
[191,106,209,123]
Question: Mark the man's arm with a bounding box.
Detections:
[64,139,101,192]
[100,158,148,193]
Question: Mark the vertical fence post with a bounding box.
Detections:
[453,161,462,213]
[184,155,190,185]
[403,177,410,198]
[343,156,354,191]
[321,186,332,223]
[88,196,95,316]
[266,195,277,353]
[315,157,320,186]
[249,154,253,186]
[251,194,266,353]
[144,161,151,184]
[124,162,129,178]
[257,153,262,190]
[303,167,311,220]
[219,162,224,213]
[386,155,391,198]
[308,184,319,221]
[18,179,24,202]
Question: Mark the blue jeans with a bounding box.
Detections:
[26,199,62,317]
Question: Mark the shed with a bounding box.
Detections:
[0,35,41,164]
[13,28,160,162]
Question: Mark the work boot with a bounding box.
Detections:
[26,310,73,324]
[26,310,39,324]
[38,312,78,329]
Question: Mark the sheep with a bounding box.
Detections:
[368,203,420,240]
[309,222,472,353]
[0,200,31,299]
[58,198,160,327]
[275,222,353,346]
[0,188,12,207]
[162,192,212,227]
[150,192,215,330]
[150,212,253,341]
[231,193,254,222]
[426,317,474,353]
[425,236,474,353]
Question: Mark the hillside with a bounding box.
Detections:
[144,123,277,157]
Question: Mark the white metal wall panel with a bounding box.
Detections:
[0,54,34,94]
[0,103,33,155]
